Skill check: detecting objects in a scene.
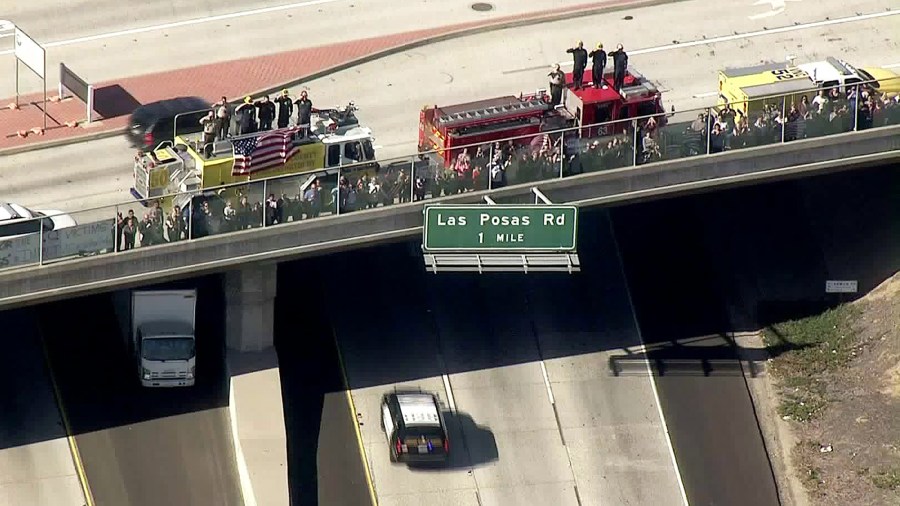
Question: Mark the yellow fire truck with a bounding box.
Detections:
[717,56,897,117]
[132,103,377,210]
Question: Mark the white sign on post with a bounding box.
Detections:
[0,220,115,269]
[825,280,858,294]
[14,27,45,79]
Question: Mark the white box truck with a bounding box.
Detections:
[113,289,197,387]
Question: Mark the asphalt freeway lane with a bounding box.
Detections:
[0,308,84,506]
[610,196,781,506]
[310,208,682,505]
[321,245,481,506]
[1,0,896,213]
[305,4,900,158]
[429,272,580,506]
[523,210,685,505]
[37,276,242,506]
[0,0,640,98]
[0,134,136,213]
[425,209,683,506]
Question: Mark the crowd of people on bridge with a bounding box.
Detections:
[116,41,899,251]
[561,83,900,172]
[641,85,900,163]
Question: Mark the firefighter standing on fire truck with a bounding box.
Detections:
[610,44,628,91]
[275,89,293,129]
[294,91,313,128]
[548,64,566,107]
[589,43,607,89]
[566,41,588,90]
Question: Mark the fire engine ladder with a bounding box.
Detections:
[439,98,547,126]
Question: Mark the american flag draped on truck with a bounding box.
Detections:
[230,126,303,175]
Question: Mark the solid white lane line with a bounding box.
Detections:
[557,10,900,66]
[539,360,555,405]
[0,0,346,56]
[607,217,690,506]
[884,63,900,69]
[441,374,457,413]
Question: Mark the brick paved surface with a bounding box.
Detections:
[0,0,654,152]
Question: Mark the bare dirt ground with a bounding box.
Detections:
[764,272,900,506]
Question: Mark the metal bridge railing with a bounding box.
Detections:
[1,76,898,273]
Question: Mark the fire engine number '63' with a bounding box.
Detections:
[423,205,578,252]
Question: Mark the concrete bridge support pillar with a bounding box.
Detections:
[225,263,277,352]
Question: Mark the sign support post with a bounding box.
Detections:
[59,62,96,124]
[42,57,46,130]
[10,26,48,131]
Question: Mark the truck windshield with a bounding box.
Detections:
[142,337,195,361]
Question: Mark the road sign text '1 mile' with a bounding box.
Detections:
[423,205,578,252]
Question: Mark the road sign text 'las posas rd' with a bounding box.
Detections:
[423,205,578,252]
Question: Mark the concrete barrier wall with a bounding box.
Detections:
[0,125,897,309]
[227,350,288,506]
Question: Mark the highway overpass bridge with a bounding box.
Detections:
[1,125,898,350]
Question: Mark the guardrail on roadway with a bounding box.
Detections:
[1,78,898,274]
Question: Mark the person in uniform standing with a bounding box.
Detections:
[213,96,231,140]
[566,41,588,90]
[610,44,628,92]
[235,96,257,135]
[588,43,607,89]
[548,64,566,107]
[294,90,313,130]
[275,89,293,129]
[199,111,217,157]
[254,95,276,131]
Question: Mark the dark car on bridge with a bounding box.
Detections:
[127,96,211,150]
[381,392,449,464]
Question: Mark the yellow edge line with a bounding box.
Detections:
[36,318,96,506]
[332,329,378,506]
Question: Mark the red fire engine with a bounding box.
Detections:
[418,66,664,166]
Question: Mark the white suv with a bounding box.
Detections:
[0,202,76,240]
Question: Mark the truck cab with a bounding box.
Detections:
[113,289,197,388]
[137,321,196,387]
[562,66,664,137]
[796,57,868,92]
[322,127,378,169]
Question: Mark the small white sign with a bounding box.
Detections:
[14,27,45,79]
[0,220,114,268]
[825,280,858,294]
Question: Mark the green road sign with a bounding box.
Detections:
[423,205,578,252]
